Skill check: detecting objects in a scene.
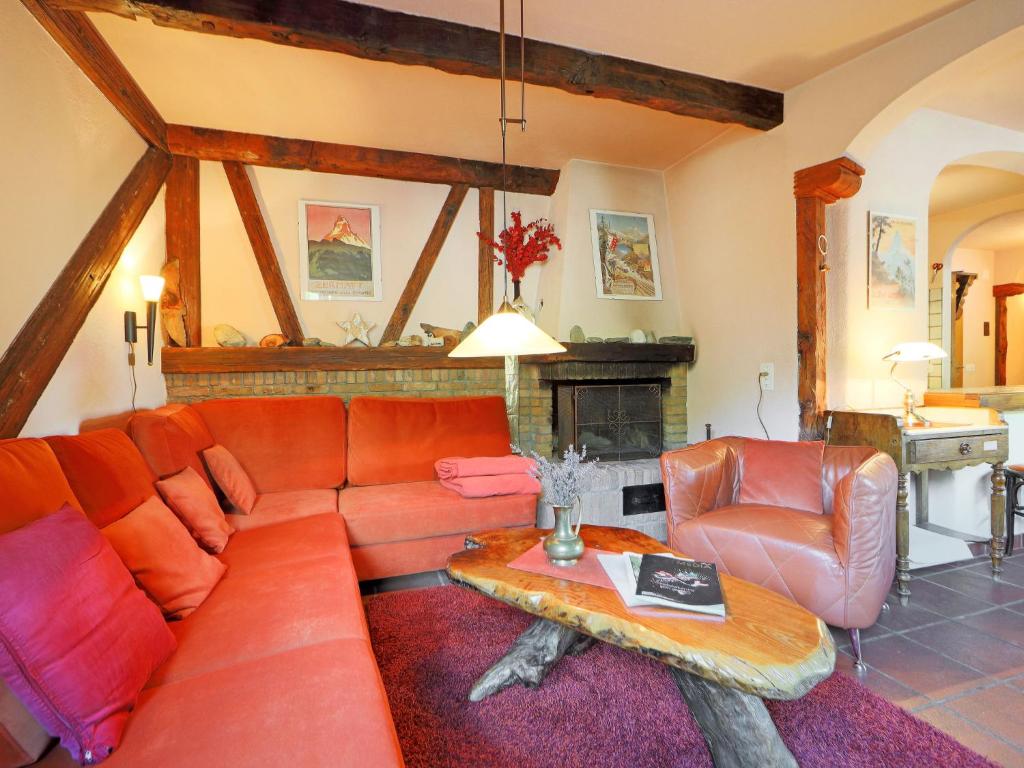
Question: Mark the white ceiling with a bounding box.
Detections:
[930,164,1024,216]
[960,209,1024,251]
[90,0,970,170]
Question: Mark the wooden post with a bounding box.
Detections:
[222,161,304,344]
[380,184,469,344]
[165,155,201,345]
[478,187,495,323]
[0,147,171,438]
[992,283,1024,386]
[793,157,864,440]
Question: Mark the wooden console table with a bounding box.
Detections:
[825,406,1008,603]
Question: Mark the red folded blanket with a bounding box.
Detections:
[440,474,541,498]
[435,455,537,480]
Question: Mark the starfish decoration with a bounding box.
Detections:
[337,313,376,346]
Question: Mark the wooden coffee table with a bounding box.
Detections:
[446,525,835,768]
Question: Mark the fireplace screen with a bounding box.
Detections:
[560,383,662,461]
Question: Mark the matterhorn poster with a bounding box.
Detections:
[299,201,382,301]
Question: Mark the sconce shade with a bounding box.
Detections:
[883,342,947,363]
[449,301,566,358]
[139,275,165,303]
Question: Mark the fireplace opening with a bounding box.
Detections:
[553,380,665,461]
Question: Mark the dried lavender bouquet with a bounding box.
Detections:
[530,444,600,507]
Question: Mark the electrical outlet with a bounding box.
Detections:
[759,362,775,391]
[965,362,976,374]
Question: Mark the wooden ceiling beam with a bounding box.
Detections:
[50,0,783,130]
[21,0,167,149]
[0,147,172,438]
[167,125,559,195]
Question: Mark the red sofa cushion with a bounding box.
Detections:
[203,445,257,514]
[129,404,215,484]
[0,438,81,535]
[193,396,347,493]
[45,429,157,528]
[155,467,233,553]
[739,439,825,515]
[347,396,511,486]
[102,497,227,620]
[0,506,175,764]
[339,480,535,546]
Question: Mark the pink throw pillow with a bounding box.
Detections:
[156,466,234,553]
[203,444,257,514]
[739,439,825,514]
[102,497,226,621]
[0,506,175,764]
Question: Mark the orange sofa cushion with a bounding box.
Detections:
[193,396,347,493]
[203,445,257,514]
[339,480,535,546]
[102,497,226,620]
[46,429,157,528]
[0,438,81,535]
[155,467,233,554]
[347,396,511,486]
[228,489,340,532]
[739,439,825,515]
[129,404,215,484]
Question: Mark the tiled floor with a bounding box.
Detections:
[830,554,1024,767]
[362,555,1024,766]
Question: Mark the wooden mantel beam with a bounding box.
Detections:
[21,1,167,149]
[793,156,865,440]
[0,147,172,438]
[50,0,783,130]
[166,125,559,196]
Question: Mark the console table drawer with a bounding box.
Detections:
[909,433,1007,465]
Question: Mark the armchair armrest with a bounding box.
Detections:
[831,452,898,570]
[660,439,740,536]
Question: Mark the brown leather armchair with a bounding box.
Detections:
[660,437,897,667]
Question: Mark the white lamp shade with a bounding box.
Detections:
[883,341,947,362]
[449,303,566,358]
[139,275,165,302]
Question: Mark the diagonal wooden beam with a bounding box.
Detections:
[381,184,469,344]
[221,161,304,345]
[167,125,559,196]
[50,0,783,130]
[21,0,167,149]
[165,155,201,345]
[478,187,495,324]
[0,147,171,438]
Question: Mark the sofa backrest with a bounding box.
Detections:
[347,396,511,486]
[0,438,83,535]
[192,396,347,493]
[129,404,216,485]
[45,429,157,529]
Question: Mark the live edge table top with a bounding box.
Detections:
[446,525,835,701]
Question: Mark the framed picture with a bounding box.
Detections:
[589,209,662,300]
[868,211,916,309]
[299,200,382,301]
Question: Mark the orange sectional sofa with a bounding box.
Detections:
[0,394,538,767]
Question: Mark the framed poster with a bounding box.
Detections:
[589,209,662,300]
[868,211,916,309]
[299,200,382,301]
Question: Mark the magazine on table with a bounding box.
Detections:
[597,551,726,618]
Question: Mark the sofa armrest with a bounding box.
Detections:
[660,440,739,538]
[831,452,898,570]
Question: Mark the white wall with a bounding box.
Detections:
[995,245,1024,383]
[536,160,684,340]
[0,3,167,437]
[949,248,995,388]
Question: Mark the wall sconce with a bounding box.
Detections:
[124,275,164,366]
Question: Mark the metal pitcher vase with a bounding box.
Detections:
[543,500,585,567]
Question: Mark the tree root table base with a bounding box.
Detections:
[470,617,796,768]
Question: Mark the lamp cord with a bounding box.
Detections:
[756,372,770,440]
[127,342,138,414]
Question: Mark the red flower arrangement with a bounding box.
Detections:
[478,211,562,284]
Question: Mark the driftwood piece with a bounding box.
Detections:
[159,259,187,347]
[671,667,797,768]
[469,618,592,702]
[259,333,288,347]
[419,323,460,347]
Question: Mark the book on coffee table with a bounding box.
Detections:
[632,554,725,617]
[596,551,726,619]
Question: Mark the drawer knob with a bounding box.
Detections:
[959,442,973,456]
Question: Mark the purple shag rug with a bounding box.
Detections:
[365,585,997,768]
